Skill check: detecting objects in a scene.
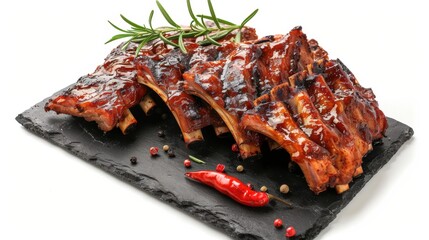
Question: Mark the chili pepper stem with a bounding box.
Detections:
[267,194,293,208]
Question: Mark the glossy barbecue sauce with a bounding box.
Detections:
[257,27,313,96]
[183,41,263,148]
[135,41,212,132]
[322,61,385,140]
[135,28,259,134]
[45,43,146,131]
[45,25,389,194]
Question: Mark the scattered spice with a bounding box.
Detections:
[130,156,137,164]
[157,130,165,138]
[231,143,239,152]
[184,159,191,168]
[373,138,383,146]
[236,165,244,172]
[163,145,170,152]
[280,184,290,194]
[273,218,283,228]
[285,226,296,238]
[167,148,176,158]
[149,147,159,156]
[216,164,225,173]
[260,185,268,192]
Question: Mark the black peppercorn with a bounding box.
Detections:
[157,130,165,138]
[167,148,175,158]
[130,156,137,164]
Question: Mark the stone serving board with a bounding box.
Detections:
[16,95,413,240]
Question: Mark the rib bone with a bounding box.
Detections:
[118,109,137,135]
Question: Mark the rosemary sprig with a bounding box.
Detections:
[106,0,258,56]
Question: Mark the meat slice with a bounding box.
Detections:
[336,59,376,103]
[184,42,262,159]
[306,38,387,141]
[312,60,387,140]
[336,59,388,136]
[135,42,211,146]
[257,27,313,95]
[241,84,338,193]
[288,72,367,184]
[187,42,238,137]
[308,39,329,61]
[135,27,259,146]
[45,43,147,133]
[295,73,372,159]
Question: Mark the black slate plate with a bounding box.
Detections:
[16,95,413,240]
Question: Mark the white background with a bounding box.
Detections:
[1,0,427,239]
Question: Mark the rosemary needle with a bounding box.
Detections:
[188,155,206,164]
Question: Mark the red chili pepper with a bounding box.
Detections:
[185,170,269,207]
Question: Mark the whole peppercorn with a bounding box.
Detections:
[231,143,239,152]
[149,147,159,156]
[236,165,244,172]
[280,184,290,194]
[260,185,268,192]
[130,156,137,164]
[184,159,191,168]
[157,130,165,138]
[162,145,169,152]
[273,218,283,228]
[285,226,296,238]
[167,148,175,158]
[216,164,225,173]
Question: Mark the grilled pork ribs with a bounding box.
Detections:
[45,26,387,193]
[45,43,154,134]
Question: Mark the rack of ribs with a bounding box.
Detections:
[45,42,157,134]
[183,42,263,159]
[45,26,387,193]
[135,28,258,148]
[183,27,387,193]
